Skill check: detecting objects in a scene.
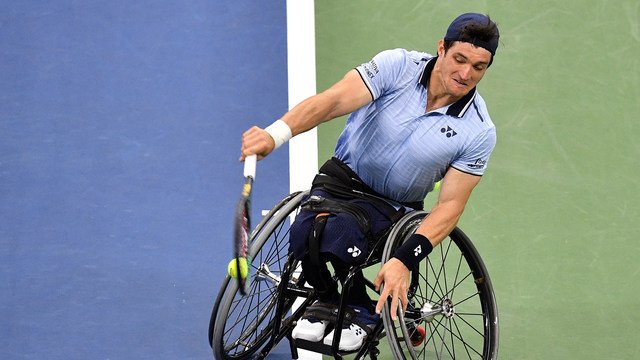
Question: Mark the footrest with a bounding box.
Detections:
[294,338,335,355]
[294,338,362,357]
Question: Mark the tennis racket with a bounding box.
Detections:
[233,154,256,296]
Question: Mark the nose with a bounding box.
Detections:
[459,64,472,80]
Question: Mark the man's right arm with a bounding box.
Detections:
[240,69,372,160]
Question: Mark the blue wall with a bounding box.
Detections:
[0,1,289,358]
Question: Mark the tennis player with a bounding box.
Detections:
[240,13,500,351]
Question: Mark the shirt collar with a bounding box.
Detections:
[418,56,478,118]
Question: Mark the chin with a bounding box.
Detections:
[449,86,468,97]
[447,80,468,95]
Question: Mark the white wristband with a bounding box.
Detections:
[264,119,292,149]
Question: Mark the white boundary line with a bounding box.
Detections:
[287,0,318,193]
[286,1,320,359]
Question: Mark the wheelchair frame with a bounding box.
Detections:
[209,191,499,359]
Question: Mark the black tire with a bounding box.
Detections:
[380,211,499,359]
[211,191,307,359]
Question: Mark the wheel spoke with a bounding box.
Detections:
[380,213,497,360]
[212,193,306,359]
[452,316,483,358]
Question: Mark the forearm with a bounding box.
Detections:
[415,200,465,247]
[392,168,479,270]
[391,199,465,271]
[415,168,479,247]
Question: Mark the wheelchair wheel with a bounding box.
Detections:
[380,211,499,360]
[210,191,308,359]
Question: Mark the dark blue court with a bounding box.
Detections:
[1,1,290,358]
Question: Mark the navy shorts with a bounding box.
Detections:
[289,189,395,265]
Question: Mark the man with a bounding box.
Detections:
[240,13,499,351]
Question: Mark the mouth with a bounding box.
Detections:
[452,78,467,88]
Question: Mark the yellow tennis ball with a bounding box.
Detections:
[433,181,441,191]
[228,258,249,279]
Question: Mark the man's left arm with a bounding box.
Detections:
[374,167,482,319]
[415,167,481,245]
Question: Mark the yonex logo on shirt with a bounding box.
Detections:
[441,126,457,138]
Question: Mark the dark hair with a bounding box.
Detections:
[443,15,499,66]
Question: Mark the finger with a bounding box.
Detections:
[242,126,261,139]
[240,152,264,162]
[243,126,268,144]
[241,130,274,159]
[239,147,252,160]
[241,127,262,148]
[373,272,383,292]
[389,293,399,321]
[240,142,263,160]
[375,286,388,314]
[375,296,385,315]
[401,292,409,313]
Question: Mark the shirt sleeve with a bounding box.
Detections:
[355,49,407,100]
[451,128,497,176]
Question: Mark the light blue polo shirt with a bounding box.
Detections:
[334,48,497,203]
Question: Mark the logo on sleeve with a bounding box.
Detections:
[467,158,487,169]
[363,60,379,79]
[369,60,379,74]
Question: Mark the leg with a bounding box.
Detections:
[299,213,341,304]
[301,253,340,304]
[328,255,372,309]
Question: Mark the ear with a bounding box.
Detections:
[437,39,445,57]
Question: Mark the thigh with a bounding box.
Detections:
[290,189,396,265]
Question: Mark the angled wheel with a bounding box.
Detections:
[380,211,499,359]
[210,191,308,359]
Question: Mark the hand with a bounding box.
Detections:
[240,126,275,161]
[374,257,410,321]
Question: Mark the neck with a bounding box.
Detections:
[426,60,462,112]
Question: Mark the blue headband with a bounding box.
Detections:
[444,13,499,56]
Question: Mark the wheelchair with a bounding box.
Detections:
[209,190,499,359]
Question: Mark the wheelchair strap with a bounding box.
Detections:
[303,301,354,323]
[313,177,405,224]
[302,195,372,238]
[316,157,424,212]
[302,302,374,334]
[308,213,329,269]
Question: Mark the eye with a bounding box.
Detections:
[474,64,486,71]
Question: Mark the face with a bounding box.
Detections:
[436,40,492,98]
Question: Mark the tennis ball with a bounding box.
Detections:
[433,181,441,191]
[228,258,249,279]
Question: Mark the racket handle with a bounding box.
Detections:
[244,154,257,179]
